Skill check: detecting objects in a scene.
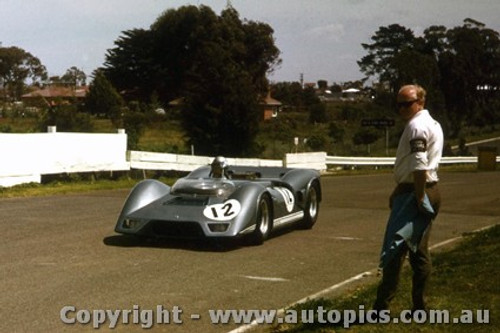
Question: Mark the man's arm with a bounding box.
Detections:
[413,169,427,207]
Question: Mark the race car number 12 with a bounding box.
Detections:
[203,199,242,221]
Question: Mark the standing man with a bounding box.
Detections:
[373,84,444,313]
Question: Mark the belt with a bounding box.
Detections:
[426,181,438,188]
[396,182,438,193]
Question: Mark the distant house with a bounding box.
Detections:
[21,86,89,107]
[342,88,362,101]
[260,92,282,120]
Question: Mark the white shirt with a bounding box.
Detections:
[394,109,444,184]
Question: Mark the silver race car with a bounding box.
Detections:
[115,157,321,245]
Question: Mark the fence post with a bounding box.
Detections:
[477,146,497,171]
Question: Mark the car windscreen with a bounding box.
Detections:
[171,178,236,197]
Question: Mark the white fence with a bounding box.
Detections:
[128,151,326,171]
[325,155,491,166]
[129,152,492,173]
[129,151,283,172]
[284,152,327,170]
[0,131,129,187]
[0,131,498,188]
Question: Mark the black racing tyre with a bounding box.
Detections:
[249,194,273,245]
[300,182,320,229]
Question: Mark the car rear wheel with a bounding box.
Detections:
[300,182,319,229]
[249,194,272,245]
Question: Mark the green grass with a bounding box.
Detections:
[271,225,500,332]
[0,177,134,198]
[0,172,178,198]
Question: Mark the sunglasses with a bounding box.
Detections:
[397,99,419,108]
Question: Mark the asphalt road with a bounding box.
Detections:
[1,171,499,333]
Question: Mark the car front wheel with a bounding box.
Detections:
[300,182,319,229]
[249,194,272,245]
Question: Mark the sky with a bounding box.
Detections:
[1,0,500,85]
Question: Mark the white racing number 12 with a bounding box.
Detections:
[203,199,242,221]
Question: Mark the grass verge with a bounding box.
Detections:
[0,172,178,198]
[0,178,137,198]
[271,224,499,332]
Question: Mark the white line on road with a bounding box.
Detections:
[241,275,289,282]
[429,224,497,251]
[331,236,363,241]
[228,271,372,333]
[429,237,462,250]
[290,271,373,306]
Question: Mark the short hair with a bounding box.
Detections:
[414,84,427,102]
[399,84,426,102]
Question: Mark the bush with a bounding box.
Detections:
[306,134,329,151]
[309,103,329,123]
[122,111,147,150]
[37,105,94,132]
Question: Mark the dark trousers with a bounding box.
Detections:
[373,183,441,311]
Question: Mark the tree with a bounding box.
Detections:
[103,5,281,156]
[317,80,328,90]
[271,82,304,111]
[358,24,417,93]
[391,48,443,116]
[84,71,123,124]
[102,28,156,101]
[358,19,500,138]
[103,5,280,105]
[422,25,448,57]
[183,67,260,156]
[0,46,47,100]
[61,66,87,86]
[439,19,500,136]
